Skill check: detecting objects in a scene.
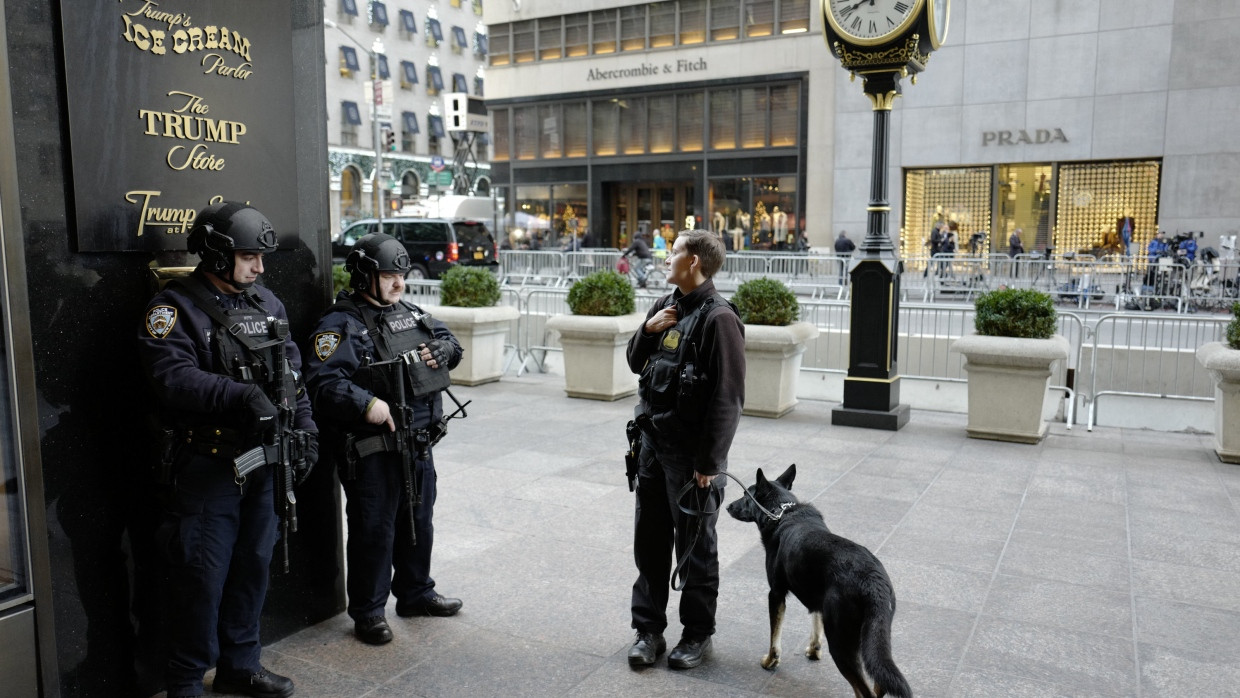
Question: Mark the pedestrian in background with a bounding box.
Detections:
[834,230,855,284]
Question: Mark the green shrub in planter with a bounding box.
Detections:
[441,266,501,307]
[974,288,1056,339]
[332,263,350,297]
[1227,301,1240,350]
[567,270,636,316]
[732,277,799,326]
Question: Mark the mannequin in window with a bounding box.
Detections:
[737,210,751,250]
[1116,211,1135,256]
[712,210,725,236]
[755,202,771,249]
[772,206,788,248]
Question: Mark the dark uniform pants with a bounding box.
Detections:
[631,438,724,639]
[160,455,278,698]
[341,449,438,620]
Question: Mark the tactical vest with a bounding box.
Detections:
[337,298,451,405]
[637,293,731,430]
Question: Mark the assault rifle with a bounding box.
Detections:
[232,317,306,573]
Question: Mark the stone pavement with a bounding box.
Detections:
[257,365,1240,698]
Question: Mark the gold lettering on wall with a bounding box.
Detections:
[122,14,252,62]
[125,190,199,237]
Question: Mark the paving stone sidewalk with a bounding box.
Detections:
[259,366,1240,697]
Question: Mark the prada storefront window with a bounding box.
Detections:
[710,176,799,250]
[902,167,992,260]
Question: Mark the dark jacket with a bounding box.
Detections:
[626,279,745,475]
[304,292,462,432]
[834,236,856,254]
[624,236,652,260]
[138,269,316,434]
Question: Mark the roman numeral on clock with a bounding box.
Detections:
[869,20,877,33]
[851,16,862,30]
[894,1,910,11]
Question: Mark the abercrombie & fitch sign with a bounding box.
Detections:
[59,1,298,251]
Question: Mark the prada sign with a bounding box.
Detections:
[60,1,297,251]
[982,128,1069,147]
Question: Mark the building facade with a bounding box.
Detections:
[484,0,1240,258]
[326,0,493,232]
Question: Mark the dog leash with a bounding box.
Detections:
[669,473,792,591]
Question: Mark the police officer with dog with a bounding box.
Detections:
[138,202,317,698]
[304,232,465,646]
[625,230,746,670]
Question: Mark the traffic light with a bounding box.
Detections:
[383,128,396,152]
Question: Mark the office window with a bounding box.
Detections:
[592,10,617,55]
[620,96,647,154]
[513,106,538,160]
[563,102,587,157]
[399,9,416,34]
[490,24,510,66]
[339,46,360,76]
[540,104,561,158]
[426,65,444,95]
[679,0,706,44]
[340,0,358,17]
[512,20,535,63]
[539,17,563,60]
[649,94,675,154]
[474,75,484,96]
[710,0,740,41]
[426,17,443,47]
[710,89,737,149]
[770,83,798,146]
[369,1,389,28]
[564,13,589,57]
[650,2,676,48]
[739,86,767,148]
[474,32,489,57]
[677,92,703,152]
[620,6,646,52]
[402,111,419,152]
[779,0,810,33]
[744,0,774,38]
[592,99,619,156]
[428,114,445,137]
[403,111,420,134]
[452,26,468,54]
[492,108,509,162]
[452,72,468,93]
[400,60,418,88]
[472,0,483,16]
[377,54,390,79]
[342,101,363,125]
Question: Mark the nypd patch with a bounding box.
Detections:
[314,332,342,361]
[145,306,177,339]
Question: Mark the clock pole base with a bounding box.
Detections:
[831,404,911,431]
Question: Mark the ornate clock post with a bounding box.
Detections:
[822,0,949,430]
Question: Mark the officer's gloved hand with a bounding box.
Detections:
[242,384,278,434]
[295,432,318,487]
[423,339,453,367]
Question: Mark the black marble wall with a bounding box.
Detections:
[4,2,339,695]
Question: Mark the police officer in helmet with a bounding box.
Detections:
[138,201,318,698]
[304,232,464,646]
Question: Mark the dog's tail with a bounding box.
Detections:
[861,606,912,698]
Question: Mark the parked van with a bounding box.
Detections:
[332,217,498,279]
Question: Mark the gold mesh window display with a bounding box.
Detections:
[901,167,992,262]
[1055,160,1160,262]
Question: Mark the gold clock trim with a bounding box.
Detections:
[834,35,929,73]
[822,0,926,47]
[927,0,951,50]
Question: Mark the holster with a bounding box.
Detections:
[625,415,651,492]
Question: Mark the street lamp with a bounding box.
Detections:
[325,18,385,230]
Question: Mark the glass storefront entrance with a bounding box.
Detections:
[607,181,696,248]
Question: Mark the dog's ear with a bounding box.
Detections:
[755,468,768,486]
[775,463,796,489]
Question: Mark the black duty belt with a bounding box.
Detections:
[351,431,402,459]
[182,425,256,458]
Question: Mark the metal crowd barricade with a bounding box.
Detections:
[1086,313,1227,430]
[566,249,623,280]
[404,278,442,304]
[499,250,569,287]
[719,253,770,283]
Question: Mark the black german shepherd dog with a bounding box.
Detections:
[727,464,911,698]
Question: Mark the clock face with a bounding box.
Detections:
[927,0,950,48]
[825,0,922,44]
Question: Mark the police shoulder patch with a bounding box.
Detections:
[314,332,342,361]
[145,306,178,339]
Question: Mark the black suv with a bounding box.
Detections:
[332,218,498,279]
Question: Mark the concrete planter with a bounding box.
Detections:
[742,322,820,418]
[545,312,645,401]
[951,334,1070,444]
[1196,342,1240,464]
[424,304,519,386]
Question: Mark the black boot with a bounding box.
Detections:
[667,635,711,669]
[627,631,666,666]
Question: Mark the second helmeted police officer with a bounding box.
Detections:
[304,233,464,646]
[138,202,318,698]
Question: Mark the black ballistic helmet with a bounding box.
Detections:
[346,233,412,292]
[187,202,278,279]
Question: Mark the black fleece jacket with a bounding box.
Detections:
[626,278,746,475]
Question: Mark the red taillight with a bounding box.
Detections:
[447,242,459,263]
